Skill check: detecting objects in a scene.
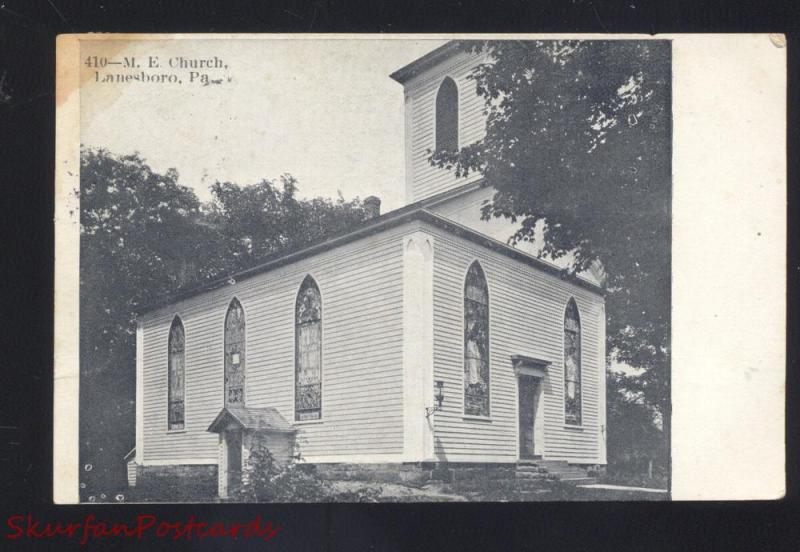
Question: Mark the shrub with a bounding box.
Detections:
[235,444,381,503]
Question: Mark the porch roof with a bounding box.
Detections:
[207,406,296,434]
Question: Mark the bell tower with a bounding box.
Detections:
[390,42,542,257]
[390,41,487,205]
[391,41,605,284]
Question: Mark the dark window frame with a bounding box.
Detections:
[295,276,323,421]
[564,298,582,426]
[435,76,459,152]
[167,316,185,430]
[224,298,246,407]
[463,261,490,417]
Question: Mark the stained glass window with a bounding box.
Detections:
[168,317,185,430]
[435,77,459,152]
[564,298,582,425]
[296,276,322,421]
[224,298,245,406]
[464,261,490,416]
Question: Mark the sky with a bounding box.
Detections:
[80,38,448,211]
[77,37,644,377]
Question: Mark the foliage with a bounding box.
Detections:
[429,40,671,458]
[80,149,217,374]
[78,147,368,493]
[605,370,667,480]
[236,445,382,503]
[205,177,369,273]
[79,148,225,497]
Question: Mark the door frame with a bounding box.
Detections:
[512,355,550,461]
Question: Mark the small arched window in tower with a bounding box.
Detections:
[564,298,582,425]
[224,298,246,406]
[296,276,322,421]
[168,317,185,430]
[464,261,490,416]
[435,77,459,152]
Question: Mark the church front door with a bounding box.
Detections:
[226,430,242,494]
[518,376,538,459]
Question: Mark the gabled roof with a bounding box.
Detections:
[139,182,602,316]
[207,406,296,434]
[389,40,464,84]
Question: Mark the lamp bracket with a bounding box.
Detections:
[425,406,441,418]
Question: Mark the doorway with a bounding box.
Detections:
[226,430,242,493]
[518,375,539,459]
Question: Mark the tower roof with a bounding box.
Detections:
[389,40,464,84]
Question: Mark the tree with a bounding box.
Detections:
[606,371,667,482]
[78,147,368,496]
[205,176,369,273]
[430,40,671,468]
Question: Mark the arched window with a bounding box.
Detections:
[564,298,582,425]
[224,298,246,406]
[464,261,490,416]
[295,276,322,421]
[168,317,185,430]
[435,77,459,152]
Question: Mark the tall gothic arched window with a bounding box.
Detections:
[295,276,322,421]
[224,298,245,406]
[435,77,459,152]
[564,298,582,425]
[464,261,490,416]
[168,316,185,430]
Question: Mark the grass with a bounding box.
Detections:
[91,477,670,503]
[599,472,668,490]
[86,468,669,503]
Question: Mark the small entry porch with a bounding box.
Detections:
[207,406,297,499]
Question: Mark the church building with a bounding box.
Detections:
[128,41,607,498]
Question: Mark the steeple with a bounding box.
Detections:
[390,41,487,205]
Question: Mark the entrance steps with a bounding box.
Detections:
[516,460,597,485]
[312,460,599,491]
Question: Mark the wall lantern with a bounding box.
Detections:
[425,380,445,418]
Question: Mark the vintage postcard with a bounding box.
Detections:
[54,34,785,504]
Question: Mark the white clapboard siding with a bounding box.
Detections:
[427,226,604,464]
[126,460,137,487]
[428,186,546,257]
[139,224,410,465]
[404,49,487,203]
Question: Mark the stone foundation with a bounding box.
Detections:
[134,464,218,501]
[312,462,518,485]
[131,460,603,500]
[586,464,607,477]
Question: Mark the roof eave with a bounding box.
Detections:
[415,209,605,296]
[140,204,603,317]
[389,40,463,85]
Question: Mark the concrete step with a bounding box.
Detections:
[559,477,597,485]
[515,459,595,485]
[515,465,546,473]
[549,474,591,481]
[515,472,547,480]
[547,471,590,478]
